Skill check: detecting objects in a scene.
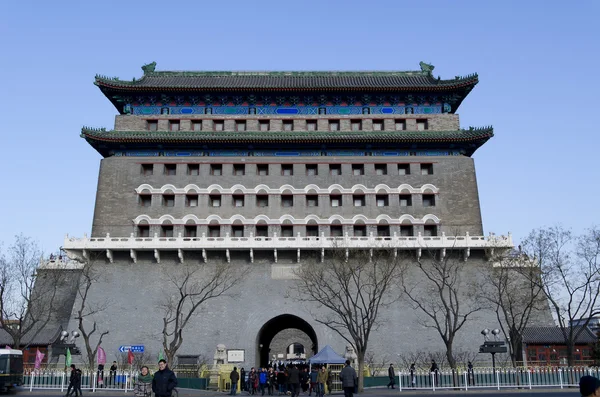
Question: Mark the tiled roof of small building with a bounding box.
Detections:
[81,127,493,144]
[95,70,478,91]
[522,326,597,344]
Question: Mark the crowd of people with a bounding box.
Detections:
[229,362,338,397]
[229,360,358,397]
[65,359,178,397]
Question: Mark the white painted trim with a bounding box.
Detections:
[133,214,442,226]
[135,183,440,195]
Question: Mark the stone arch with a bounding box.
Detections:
[256,314,318,368]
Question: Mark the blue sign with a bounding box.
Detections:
[119,345,145,353]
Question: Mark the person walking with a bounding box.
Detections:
[152,359,178,397]
[309,367,318,396]
[65,364,77,397]
[409,363,416,388]
[230,367,240,396]
[240,368,246,392]
[287,365,300,397]
[325,366,332,396]
[317,366,328,397]
[134,366,153,397]
[387,364,395,389]
[276,367,286,395]
[259,368,268,396]
[268,367,276,396]
[339,360,357,397]
[109,361,118,387]
[467,362,475,386]
[429,360,439,387]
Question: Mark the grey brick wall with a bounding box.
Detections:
[90,155,484,238]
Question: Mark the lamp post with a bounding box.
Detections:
[52,330,81,361]
[479,328,507,372]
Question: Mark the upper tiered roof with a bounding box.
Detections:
[95,62,478,112]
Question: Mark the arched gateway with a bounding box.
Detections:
[256,314,318,367]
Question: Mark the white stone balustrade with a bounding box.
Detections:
[63,232,512,253]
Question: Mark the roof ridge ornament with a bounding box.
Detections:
[419,61,435,74]
[142,62,156,74]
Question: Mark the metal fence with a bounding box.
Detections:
[23,370,134,392]
[397,366,600,391]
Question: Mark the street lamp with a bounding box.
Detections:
[61,330,80,343]
[479,328,507,372]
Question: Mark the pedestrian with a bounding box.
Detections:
[429,360,439,386]
[74,368,83,397]
[240,368,246,392]
[230,367,240,396]
[268,367,276,396]
[134,366,153,397]
[152,359,178,397]
[387,364,395,389]
[300,367,309,394]
[325,366,332,396]
[339,360,357,397]
[409,363,416,388]
[309,367,318,396]
[317,366,328,397]
[65,364,77,397]
[467,361,475,386]
[110,361,118,386]
[580,375,600,397]
[97,364,105,388]
[277,367,286,395]
[287,365,300,397]
[259,368,268,396]
[249,368,257,395]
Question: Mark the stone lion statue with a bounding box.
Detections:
[213,344,227,365]
[344,344,357,362]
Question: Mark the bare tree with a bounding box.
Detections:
[159,262,245,364]
[478,252,546,367]
[74,257,111,370]
[401,251,482,369]
[364,351,389,376]
[292,249,405,391]
[0,235,65,348]
[522,225,600,366]
[397,351,425,370]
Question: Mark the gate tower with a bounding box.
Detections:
[60,62,519,366]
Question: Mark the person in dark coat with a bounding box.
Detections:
[339,360,357,397]
[65,364,80,397]
[152,359,178,397]
[387,364,395,389]
[240,368,246,392]
[430,360,439,386]
[287,365,300,397]
[230,367,240,396]
[409,363,416,388]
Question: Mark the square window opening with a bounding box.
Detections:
[353,225,366,237]
[281,225,294,237]
[233,195,245,207]
[283,120,294,131]
[421,163,434,175]
[376,194,389,207]
[141,164,154,175]
[187,164,199,175]
[163,195,175,207]
[352,164,364,175]
[164,164,177,176]
[372,120,384,131]
[329,120,340,131]
[169,121,180,131]
[161,225,174,237]
[184,225,197,238]
[329,164,342,175]
[353,195,365,207]
[138,225,150,238]
[395,120,406,131]
[400,225,414,237]
[255,225,269,237]
[375,164,387,175]
[398,164,411,175]
[210,164,223,176]
[231,225,244,237]
[330,225,343,237]
[192,121,203,131]
[307,195,319,207]
[185,194,198,207]
[307,121,317,131]
[233,164,246,176]
[210,195,221,207]
[306,225,319,237]
[147,120,158,131]
[399,194,412,207]
[417,119,429,131]
[377,225,390,237]
[281,164,294,176]
[306,164,318,176]
[256,195,269,207]
[139,195,152,207]
[351,120,362,131]
[213,120,225,131]
[423,194,436,207]
[236,121,246,131]
[259,121,270,131]
[208,225,220,237]
[281,195,294,207]
[257,164,269,176]
[330,195,342,207]
[424,225,438,237]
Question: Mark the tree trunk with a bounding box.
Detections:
[566,340,575,367]
[357,352,365,392]
[446,342,456,369]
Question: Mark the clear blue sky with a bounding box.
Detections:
[1,0,598,254]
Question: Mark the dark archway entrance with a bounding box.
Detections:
[256,314,318,367]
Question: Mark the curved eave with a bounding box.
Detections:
[94,74,479,92]
[81,128,493,158]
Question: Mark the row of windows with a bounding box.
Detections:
[147,118,428,132]
[138,223,438,238]
[157,106,421,116]
[140,193,436,208]
[142,163,433,176]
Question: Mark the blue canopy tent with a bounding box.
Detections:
[309,345,346,364]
